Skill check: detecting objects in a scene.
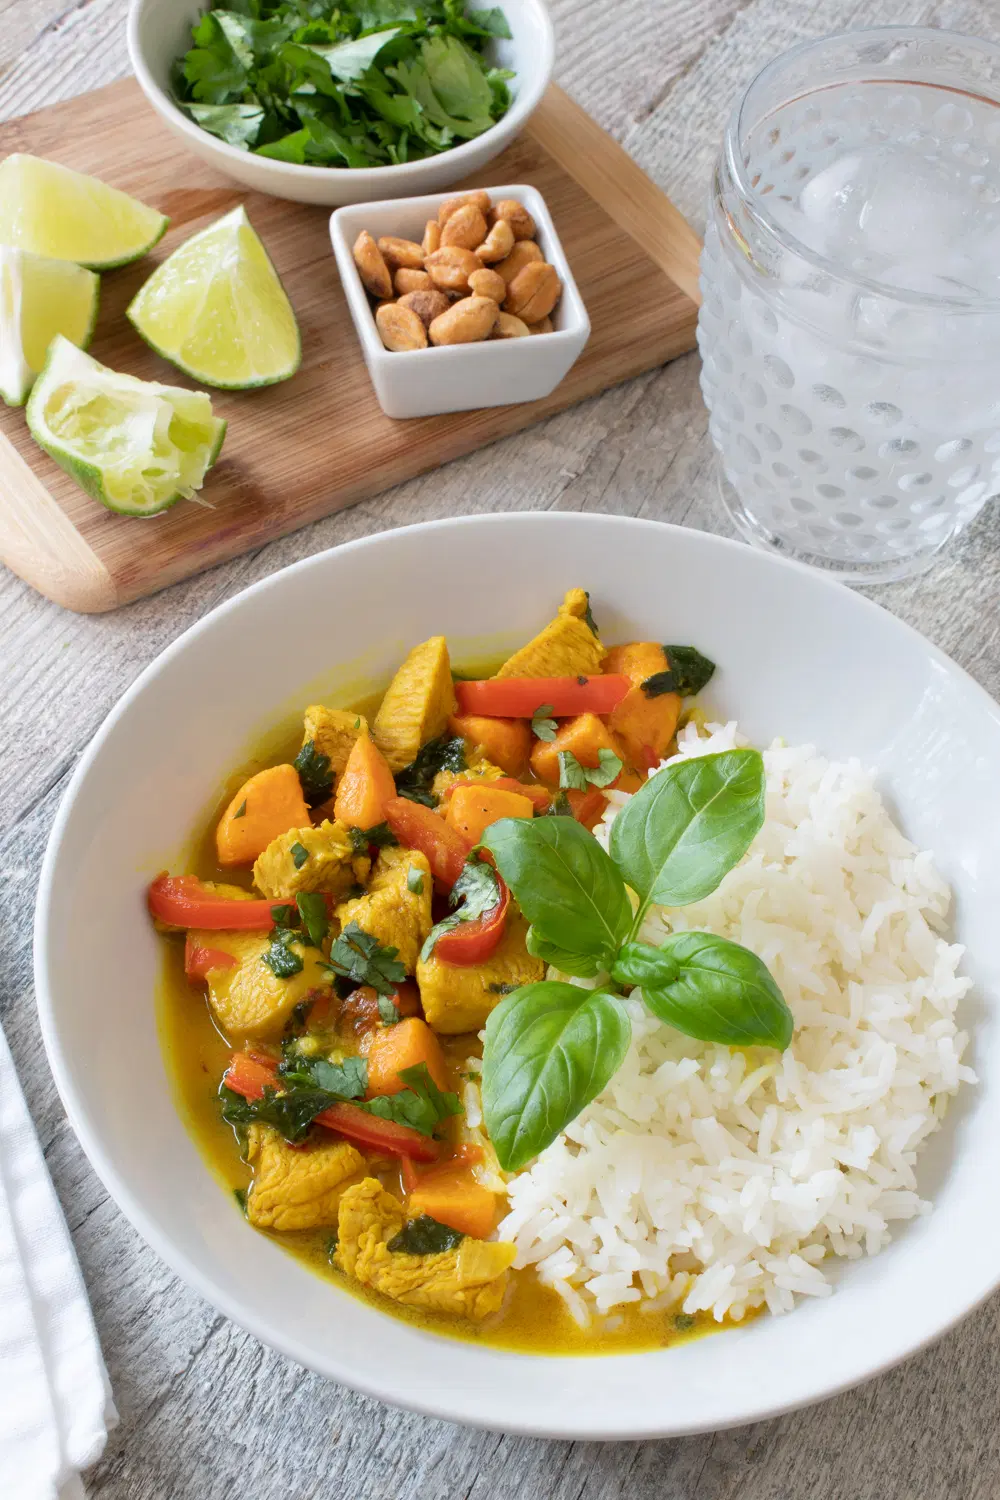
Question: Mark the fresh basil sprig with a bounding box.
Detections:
[479,750,793,1170]
[482,982,631,1172]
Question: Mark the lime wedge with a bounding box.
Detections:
[26,336,226,516]
[0,154,168,271]
[126,206,300,389]
[0,246,100,406]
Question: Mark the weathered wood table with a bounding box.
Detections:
[3,2,1000,1496]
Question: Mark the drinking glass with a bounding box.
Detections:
[698,27,1000,582]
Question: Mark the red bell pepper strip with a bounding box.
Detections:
[222,1052,439,1162]
[442,776,552,813]
[383,797,470,887]
[148,873,280,930]
[454,675,631,718]
[434,876,511,966]
[184,932,237,981]
[314,1102,439,1161]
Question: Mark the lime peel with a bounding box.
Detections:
[126,205,300,390]
[26,336,226,517]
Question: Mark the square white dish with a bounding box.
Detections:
[330,183,590,418]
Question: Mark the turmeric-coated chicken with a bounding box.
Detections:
[246,1124,364,1231]
[195,931,332,1038]
[335,1178,515,1319]
[302,706,368,780]
[372,636,456,772]
[335,846,433,973]
[417,910,543,1033]
[494,588,604,680]
[253,819,362,901]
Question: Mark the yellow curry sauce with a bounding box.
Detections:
[153,605,736,1354]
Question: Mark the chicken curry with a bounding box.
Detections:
[151,589,723,1352]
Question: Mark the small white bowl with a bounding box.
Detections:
[330,184,589,417]
[127,0,554,206]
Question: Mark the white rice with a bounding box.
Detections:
[494,722,976,1325]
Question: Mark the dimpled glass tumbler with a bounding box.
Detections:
[697,27,1000,582]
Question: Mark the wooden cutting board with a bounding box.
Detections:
[0,78,701,614]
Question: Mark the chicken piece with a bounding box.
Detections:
[302,706,368,780]
[373,636,456,772]
[335,846,433,974]
[416,910,543,1034]
[494,588,604,680]
[431,752,505,802]
[246,1124,364,1231]
[197,931,332,1038]
[335,1178,515,1320]
[253,819,361,902]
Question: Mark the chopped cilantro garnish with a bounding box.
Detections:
[233,799,247,819]
[294,740,333,805]
[394,736,466,807]
[261,928,304,978]
[531,703,557,742]
[378,994,401,1025]
[323,921,406,996]
[295,892,328,948]
[290,841,310,870]
[406,866,425,896]
[362,1063,463,1137]
[557,748,622,791]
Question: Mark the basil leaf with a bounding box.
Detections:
[531,703,558,742]
[610,941,679,990]
[639,931,792,1050]
[610,749,765,911]
[665,645,716,697]
[294,740,333,805]
[481,816,632,969]
[420,855,500,961]
[295,892,328,948]
[526,926,603,979]
[482,982,631,1171]
[388,1214,464,1255]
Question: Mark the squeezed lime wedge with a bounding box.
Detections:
[0,246,100,406]
[0,154,168,270]
[26,336,226,516]
[127,206,300,389]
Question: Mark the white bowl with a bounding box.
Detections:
[35,514,1000,1438]
[127,0,555,206]
[330,185,589,417]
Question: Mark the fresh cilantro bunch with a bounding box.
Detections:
[171,0,515,168]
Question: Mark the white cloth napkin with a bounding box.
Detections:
[0,1022,116,1500]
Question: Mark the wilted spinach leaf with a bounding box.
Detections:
[394,736,466,806]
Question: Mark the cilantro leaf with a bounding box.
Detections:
[294,740,333,805]
[378,994,401,1024]
[583,591,599,636]
[467,7,513,38]
[531,703,558,742]
[279,1050,368,1099]
[186,102,264,149]
[261,929,305,978]
[290,841,310,870]
[387,1215,464,1254]
[394,736,466,807]
[348,822,398,855]
[233,798,248,818]
[406,865,425,895]
[557,748,622,791]
[323,921,406,996]
[420,856,501,961]
[363,1062,463,1136]
[295,892,329,948]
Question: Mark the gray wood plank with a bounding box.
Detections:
[3,1,1000,1496]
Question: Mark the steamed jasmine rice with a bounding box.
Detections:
[495,722,976,1326]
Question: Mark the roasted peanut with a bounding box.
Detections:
[398,288,451,329]
[441,203,488,251]
[422,219,441,257]
[428,295,499,346]
[489,198,536,240]
[377,235,425,270]
[528,314,555,335]
[353,229,392,300]
[494,239,544,285]
[505,261,561,323]
[425,246,483,293]
[493,311,531,338]
[394,267,433,295]
[468,267,507,302]
[376,301,428,351]
[438,191,492,226]
[477,218,515,263]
